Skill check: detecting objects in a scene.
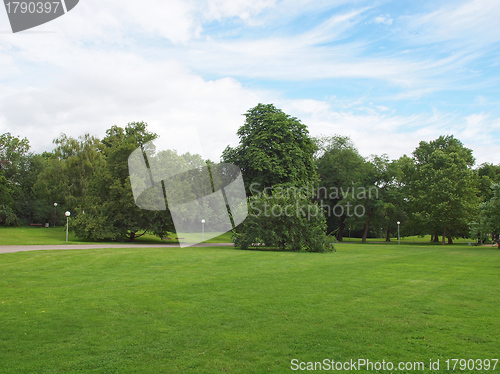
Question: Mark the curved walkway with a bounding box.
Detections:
[0,243,234,255]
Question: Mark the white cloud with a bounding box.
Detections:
[373,14,393,25]
[1,0,500,168]
[276,99,500,165]
[203,0,277,24]
[0,49,267,161]
[402,0,500,48]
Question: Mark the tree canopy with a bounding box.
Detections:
[402,135,478,244]
[222,103,317,192]
[2,108,499,247]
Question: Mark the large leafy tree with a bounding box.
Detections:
[222,103,317,193]
[476,163,500,202]
[403,135,478,244]
[472,183,500,243]
[33,134,104,224]
[0,133,30,181]
[315,135,371,241]
[367,154,407,242]
[0,132,35,224]
[72,122,175,241]
[0,169,16,225]
[478,183,500,241]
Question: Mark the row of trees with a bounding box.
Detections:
[223,104,500,245]
[0,123,176,241]
[1,103,500,246]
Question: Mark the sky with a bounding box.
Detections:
[1,0,500,165]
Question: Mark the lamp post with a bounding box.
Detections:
[397,221,401,245]
[201,219,205,241]
[53,202,57,227]
[65,211,71,243]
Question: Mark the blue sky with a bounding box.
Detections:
[1,0,499,164]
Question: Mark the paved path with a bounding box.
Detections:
[0,243,234,255]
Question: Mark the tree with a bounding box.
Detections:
[367,155,407,242]
[473,183,500,244]
[0,169,17,225]
[72,122,175,241]
[403,135,478,244]
[32,134,104,225]
[0,169,12,208]
[234,184,334,252]
[0,132,32,224]
[315,135,370,241]
[476,163,500,202]
[222,103,317,193]
[0,133,30,181]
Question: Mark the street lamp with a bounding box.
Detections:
[201,219,205,241]
[397,221,401,245]
[53,203,58,227]
[65,211,71,243]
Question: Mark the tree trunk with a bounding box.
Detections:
[129,231,136,242]
[385,228,391,242]
[448,236,453,244]
[430,234,433,242]
[337,218,345,242]
[361,208,373,243]
[442,227,446,245]
[433,234,439,242]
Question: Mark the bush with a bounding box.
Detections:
[233,184,334,252]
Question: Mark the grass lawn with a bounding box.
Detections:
[0,227,233,245]
[341,235,476,245]
[1,244,499,373]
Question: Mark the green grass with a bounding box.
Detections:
[1,244,499,373]
[0,227,233,245]
[341,235,477,244]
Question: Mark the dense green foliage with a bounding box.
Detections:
[471,183,500,243]
[2,104,500,245]
[222,103,317,191]
[402,136,479,244]
[71,123,176,241]
[224,104,329,251]
[234,185,334,252]
[315,135,378,242]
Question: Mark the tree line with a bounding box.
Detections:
[1,104,500,246]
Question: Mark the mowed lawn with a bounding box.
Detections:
[0,244,499,373]
[0,227,233,245]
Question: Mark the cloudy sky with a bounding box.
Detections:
[1,0,500,164]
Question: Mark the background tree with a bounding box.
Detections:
[476,163,500,202]
[315,135,368,241]
[0,132,34,224]
[32,134,104,225]
[0,169,16,225]
[222,103,317,192]
[72,122,175,241]
[403,135,478,244]
[472,183,500,244]
[368,155,407,242]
